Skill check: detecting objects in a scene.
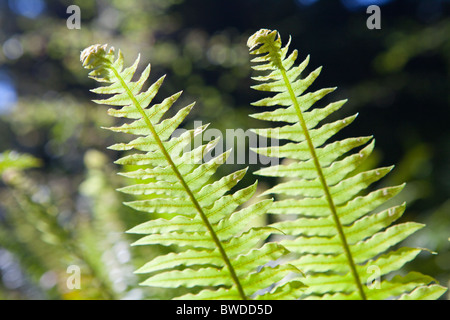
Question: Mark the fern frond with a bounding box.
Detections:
[81,44,302,299]
[248,29,447,300]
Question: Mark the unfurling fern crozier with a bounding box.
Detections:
[81,44,303,300]
[248,29,447,300]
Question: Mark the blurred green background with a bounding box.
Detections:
[0,0,449,299]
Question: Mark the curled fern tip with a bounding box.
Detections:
[80,44,114,68]
[80,44,119,82]
[247,29,278,50]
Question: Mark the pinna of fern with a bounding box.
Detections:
[80,44,303,300]
[248,29,447,300]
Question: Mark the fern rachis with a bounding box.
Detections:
[80,44,302,300]
[247,29,447,300]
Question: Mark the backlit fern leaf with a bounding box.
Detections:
[248,29,447,300]
[80,44,302,300]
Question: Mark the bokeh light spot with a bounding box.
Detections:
[3,37,23,60]
[0,71,18,114]
[8,0,46,19]
[295,0,320,6]
[341,0,393,11]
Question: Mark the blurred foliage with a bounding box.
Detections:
[0,0,448,299]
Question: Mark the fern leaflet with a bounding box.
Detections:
[247,29,447,300]
[80,44,302,300]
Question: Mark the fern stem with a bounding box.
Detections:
[109,66,248,300]
[275,52,367,300]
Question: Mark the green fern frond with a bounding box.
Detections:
[248,29,447,300]
[80,44,302,300]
